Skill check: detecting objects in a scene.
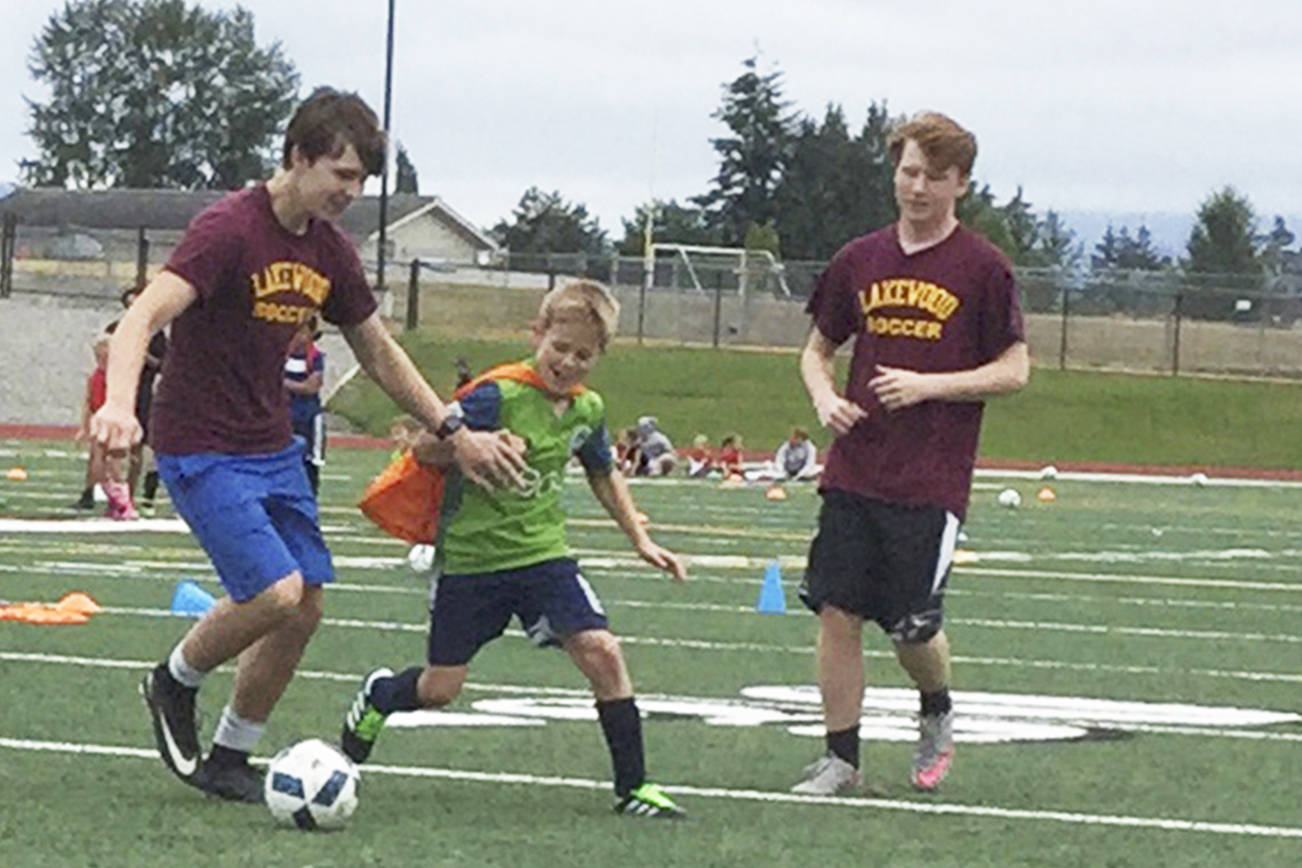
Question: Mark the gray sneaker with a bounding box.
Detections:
[791,753,861,795]
[911,710,955,791]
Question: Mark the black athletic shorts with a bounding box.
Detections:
[427,558,609,665]
[799,489,960,642]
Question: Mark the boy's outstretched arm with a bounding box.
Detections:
[341,313,528,490]
[586,467,687,583]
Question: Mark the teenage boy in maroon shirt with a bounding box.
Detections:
[792,112,1029,796]
[91,87,525,803]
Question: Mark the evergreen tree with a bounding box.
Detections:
[772,101,896,260]
[22,0,297,189]
[1185,186,1261,276]
[957,182,1017,258]
[694,55,795,246]
[617,199,719,255]
[999,187,1039,262]
[1092,224,1166,271]
[1259,215,1295,272]
[394,144,419,194]
[1032,210,1083,269]
[492,187,607,255]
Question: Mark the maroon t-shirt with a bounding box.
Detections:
[151,185,377,454]
[807,224,1025,519]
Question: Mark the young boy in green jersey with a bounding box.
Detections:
[341,280,689,819]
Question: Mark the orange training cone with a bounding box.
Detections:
[1037,487,1057,502]
[6,467,28,481]
[57,592,103,615]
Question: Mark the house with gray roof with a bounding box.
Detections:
[0,187,500,298]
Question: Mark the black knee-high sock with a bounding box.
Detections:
[370,667,423,714]
[826,726,860,768]
[142,470,159,504]
[596,697,645,797]
[920,688,952,717]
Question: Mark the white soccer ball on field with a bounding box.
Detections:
[407,543,436,573]
[1189,472,1209,487]
[1039,465,1059,480]
[997,487,1022,509]
[264,738,360,831]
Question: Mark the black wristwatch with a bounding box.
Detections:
[434,412,464,439]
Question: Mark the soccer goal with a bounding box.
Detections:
[642,243,791,298]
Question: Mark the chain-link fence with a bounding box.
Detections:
[5,221,1300,379]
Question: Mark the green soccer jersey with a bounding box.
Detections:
[435,363,613,575]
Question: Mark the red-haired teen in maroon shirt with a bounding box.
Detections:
[792,112,1029,797]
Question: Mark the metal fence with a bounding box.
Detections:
[4,221,1300,379]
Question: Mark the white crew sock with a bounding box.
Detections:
[167,642,205,688]
[212,705,266,754]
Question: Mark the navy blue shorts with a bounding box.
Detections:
[427,558,609,665]
[157,439,333,602]
[799,489,960,642]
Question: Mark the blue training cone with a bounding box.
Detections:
[755,559,786,615]
[170,580,215,618]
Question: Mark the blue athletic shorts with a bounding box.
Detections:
[157,439,333,602]
[427,558,609,665]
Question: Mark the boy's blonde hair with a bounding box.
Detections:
[536,280,620,350]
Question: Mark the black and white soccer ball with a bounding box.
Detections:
[264,738,360,831]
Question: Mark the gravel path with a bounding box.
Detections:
[0,294,359,427]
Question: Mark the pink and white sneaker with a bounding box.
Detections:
[911,710,955,791]
[104,481,140,521]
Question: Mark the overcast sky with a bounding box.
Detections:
[3,0,1300,255]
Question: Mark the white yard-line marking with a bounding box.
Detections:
[8,650,1302,734]
[12,590,1302,686]
[972,468,1302,489]
[0,734,1299,838]
[959,566,1302,592]
[952,588,1302,615]
[92,603,1302,650]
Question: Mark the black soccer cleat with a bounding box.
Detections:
[140,663,202,783]
[194,757,265,803]
[340,667,393,764]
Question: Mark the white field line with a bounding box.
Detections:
[953,588,1302,615]
[10,649,1302,740]
[69,607,1302,685]
[972,468,1302,489]
[11,546,1302,595]
[5,551,1296,598]
[5,552,1302,644]
[0,733,1300,838]
[90,601,1302,648]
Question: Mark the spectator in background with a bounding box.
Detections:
[772,427,820,480]
[717,434,744,479]
[614,427,641,476]
[634,416,676,476]
[106,287,168,514]
[72,333,137,519]
[284,319,326,495]
[454,357,474,388]
[72,334,111,510]
[682,434,715,477]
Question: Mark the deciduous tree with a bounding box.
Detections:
[22,0,298,189]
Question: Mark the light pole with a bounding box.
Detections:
[376,0,396,294]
